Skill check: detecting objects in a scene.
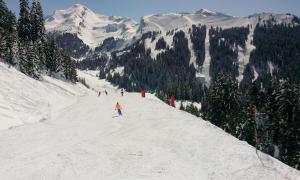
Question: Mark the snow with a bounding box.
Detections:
[186,32,198,67]
[268,61,276,76]
[197,28,212,85]
[0,62,86,130]
[45,4,138,48]
[143,32,174,60]
[141,11,249,33]
[253,66,259,82]
[196,8,217,15]
[238,25,256,82]
[175,100,202,110]
[0,65,300,179]
[110,66,125,76]
[144,37,166,60]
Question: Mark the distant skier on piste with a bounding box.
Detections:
[141,90,145,98]
[115,102,122,116]
[121,89,124,96]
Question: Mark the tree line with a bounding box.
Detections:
[202,72,300,169]
[0,0,77,81]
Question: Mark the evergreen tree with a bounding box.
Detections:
[30,0,45,42]
[26,41,40,78]
[44,38,61,74]
[242,83,262,147]
[30,0,38,41]
[0,0,17,64]
[61,50,77,82]
[0,0,8,58]
[33,0,46,68]
[205,72,245,137]
[99,68,106,79]
[18,0,30,41]
[18,40,39,78]
[270,80,300,168]
[18,0,34,76]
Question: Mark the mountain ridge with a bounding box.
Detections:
[45,4,138,48]
[45,4,297,50]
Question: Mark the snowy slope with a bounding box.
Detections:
[45,4,138,48]
[0,68,299,179]
[0,62,86,130]
[140,9,295,33]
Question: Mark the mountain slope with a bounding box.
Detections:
[0,66,299,179]
[45,4,138,48]
[139,9,295,33]
[0,61,86,130]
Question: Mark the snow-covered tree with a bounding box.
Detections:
[0,0,17,64]
[44,38,62,74]
[205,72,245,137]
[269,80,300,168]
[18,0,30,41]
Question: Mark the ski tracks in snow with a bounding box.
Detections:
[0,69,299,179]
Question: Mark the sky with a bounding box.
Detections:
[6,0,300,22]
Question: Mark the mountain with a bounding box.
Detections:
[46,4,299,88]
[45,5,297,62]
[45,4,138,49]
[0,62,299,179]
[139,9,295,33]
[105,9,298,84]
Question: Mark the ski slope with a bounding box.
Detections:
[0,62,87,130]
[0,65,299,179]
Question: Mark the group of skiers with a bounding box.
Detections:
[98,90,108,97]
[115,89,124,116]
[98,88,175,117]
[97,89,124,116]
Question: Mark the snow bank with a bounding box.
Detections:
[0,62,86,130]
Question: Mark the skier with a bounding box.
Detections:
[121,89,124,96]
[115,102,122,116]
[98,91,101,97]
[170,95,175,107]
[141,90,145,98]
[105,90,108,95]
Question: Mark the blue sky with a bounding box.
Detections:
[6,0,300,22]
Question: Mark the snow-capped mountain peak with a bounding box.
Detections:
[45,4,138,48]
[195,8,232,17]
[195,8,217,15]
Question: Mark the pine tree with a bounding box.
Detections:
[205,72,245,137]
[99,68,106,79]
[18,0,34,76]
[0,0,17,64]
[19,40,39,78]
[32,0,46,68]
[30,0,45,42]
[4,14,17,64]
[0,26,4,58]
[45,38,61,74]
[61,50,77,82]
[0,0,8,58]
[18,0,30,41]
[242,84,260,147]
[270,80,300,168]
[30,0,38,41]
[26,41,40,78]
